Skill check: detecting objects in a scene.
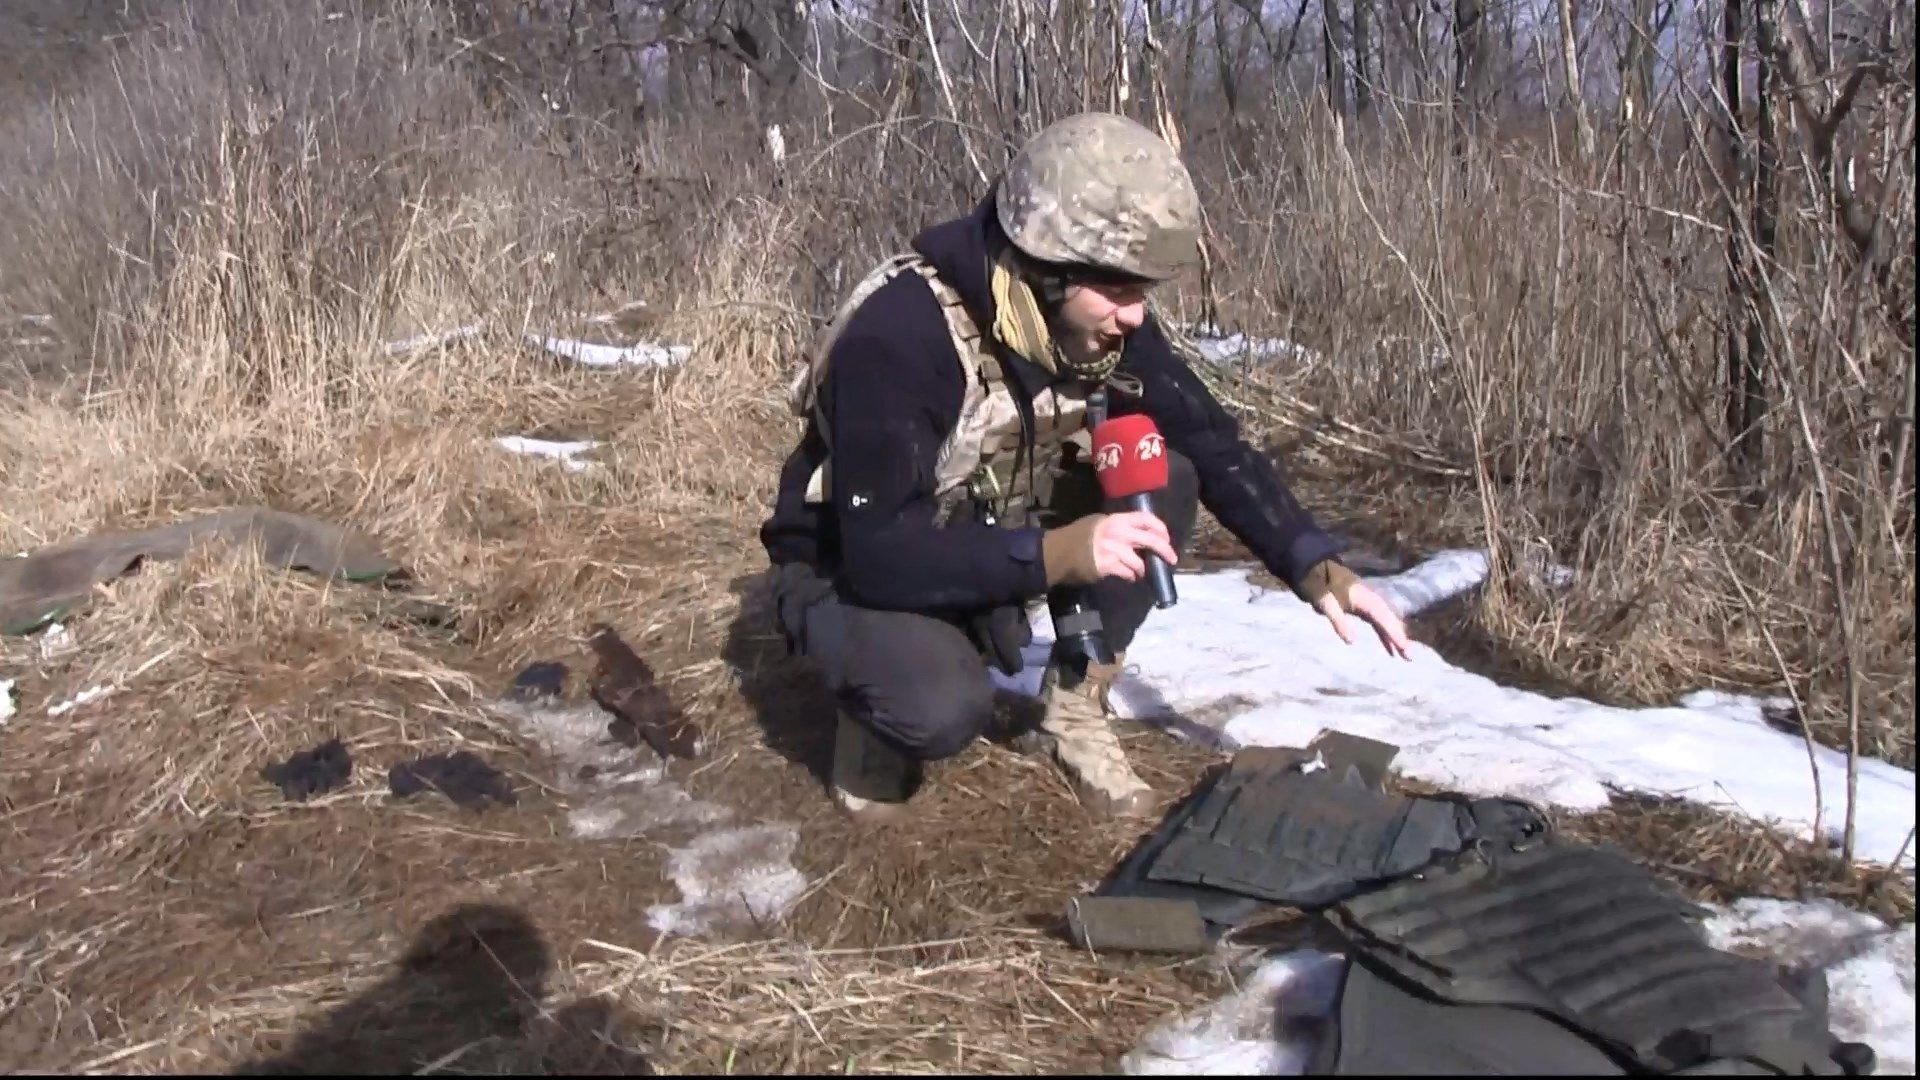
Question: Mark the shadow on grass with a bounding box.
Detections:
[236,904,654,1075]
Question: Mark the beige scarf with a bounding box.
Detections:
[988,247,1125,384]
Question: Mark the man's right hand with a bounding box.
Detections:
[1043,511,1178,587]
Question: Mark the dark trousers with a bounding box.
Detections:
[771,451,1200,762]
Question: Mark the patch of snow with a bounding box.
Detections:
[989,560,1916,867]
[487,698,730,841]
[491,436,602,472]
[646,825,810,939]
[568,785,731,839]
[37,622,74,661]
[527,334,690,369]
[382,323,484,355]
[1705,899,1916,1075]
[1357,546,1574,613]
[489,699,652,780]
[48,685,111,717]
[1183,328,1321,369]
[1122,952,1346,1075]
[1360,548,1493,617]
[1,678,14,724]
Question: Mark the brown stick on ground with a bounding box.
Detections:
[587,624,703,759]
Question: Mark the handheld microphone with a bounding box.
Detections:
[1091,414,1178,609]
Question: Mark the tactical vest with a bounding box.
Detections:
[788,254,1095,525]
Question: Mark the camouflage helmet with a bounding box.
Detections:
[995,112,1202,282]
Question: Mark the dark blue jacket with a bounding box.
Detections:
[758,196,1344,614]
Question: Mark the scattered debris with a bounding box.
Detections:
[388,751,517,809]
[0,507,401,635]
[527,334,689,369]
[646,825,809,939]
[492,436,602,472]
[589,625,702,759]
[261,738,353,801]
[490,698,656,783]
[510,661,568,703]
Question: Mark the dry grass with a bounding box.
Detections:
[0,0,1912,1072]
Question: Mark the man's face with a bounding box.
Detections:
[1054,278,1153,366]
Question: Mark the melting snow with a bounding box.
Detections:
[37,622,74,661]
[527,334,690,368]
[488,697,808,936]
[1707,899,1917,1075]
[1183,328,1321,370]
[646,825,810,938]
[0,678,14,724]
[492,435,602,472]
[1123,953,1346,1074]
[991,553,1915,867]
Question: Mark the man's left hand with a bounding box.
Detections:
[1295,559,1414,660]
[1314,582,1414,660]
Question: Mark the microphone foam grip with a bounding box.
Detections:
[1091,414,1171,499]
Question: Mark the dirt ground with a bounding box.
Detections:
[5,450,1903,1075]
[0,515,1239,1074]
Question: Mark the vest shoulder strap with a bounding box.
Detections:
[787,252,926,419]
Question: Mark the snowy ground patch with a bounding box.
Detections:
[488,697,809,937]
[646,825,810,939]
[527,334,690,369]
[1707,899,1917,1074]
[1122,953,1345,1074]
[1,678,14,724]
[992,555,1915,867]
[491,436,602,472]
[1183,328,1321,370]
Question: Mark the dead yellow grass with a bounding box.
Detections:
[0,0,1911,1072]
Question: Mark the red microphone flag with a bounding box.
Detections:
[1092,414,1170,498]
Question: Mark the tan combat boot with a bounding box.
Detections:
[829,710,922,824]
[1035,654,1158,819]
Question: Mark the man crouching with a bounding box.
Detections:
[759,113,1411,822]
